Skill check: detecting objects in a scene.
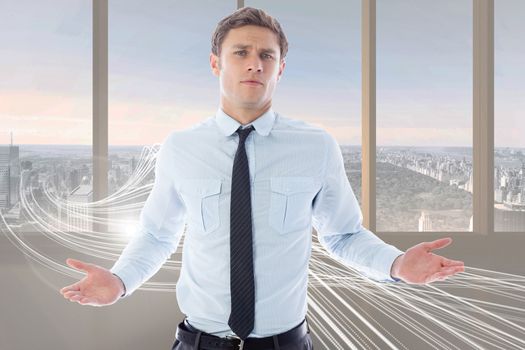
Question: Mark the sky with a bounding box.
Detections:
[0,0,524,147]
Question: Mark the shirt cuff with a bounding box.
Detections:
[110,264,139,298]
[378,246,405,283]
[111,273,127,298]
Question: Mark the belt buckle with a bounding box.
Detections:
[226,335,244,350]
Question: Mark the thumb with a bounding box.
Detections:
[66,258,95,273]
[421,237,452,252]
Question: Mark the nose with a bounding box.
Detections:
[247,57,263,73]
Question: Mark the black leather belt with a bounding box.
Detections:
[175,318,310,350]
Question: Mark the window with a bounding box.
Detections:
[376,0,473,232]
[494,0,525,232]
[107,0,236,234]
[0,0,92,234]
[246,0,363,205]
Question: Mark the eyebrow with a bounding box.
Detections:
[232,44,277,54]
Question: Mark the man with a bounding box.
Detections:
[60,7,465,350]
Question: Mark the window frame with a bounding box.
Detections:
[363,0,501,237]
[91,0,519,237]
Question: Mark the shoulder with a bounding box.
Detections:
[275,113,338,148]
[274,113,333,143]
[275,113,324,132]
[161,116,215,145]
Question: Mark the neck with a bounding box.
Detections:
[220,100,272,125]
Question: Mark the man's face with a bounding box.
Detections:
[210,25,285,110]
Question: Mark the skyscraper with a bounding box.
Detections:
[0,143,20,210]
[67,184,93,232]
[418,211,433,232]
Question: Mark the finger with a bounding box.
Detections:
[69,294,84,302]
[63,291,83,299]
[438,266,465,276]
[452,265,465,273]
[79,297,98,305]
[446,266,464,273]
[428,269,456,283]
[60,282,81,294]
[66,258,94,273]
[421,237,452,252]
[441,258,465,267]
[64,293,84,302]
[433,274,448,282]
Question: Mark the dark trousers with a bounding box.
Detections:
[171,318,314,350]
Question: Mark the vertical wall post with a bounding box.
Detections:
[473,0,494,234]
[362,0,377,231]
[93,0,108,231]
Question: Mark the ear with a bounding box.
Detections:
[210,52,221,77]
[277,58,286,81]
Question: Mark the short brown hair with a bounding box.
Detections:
[211,7,288,61]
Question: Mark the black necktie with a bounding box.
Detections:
[228,125,255,340]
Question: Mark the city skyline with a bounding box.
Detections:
[4,142,524,233]
[5,139,525,149]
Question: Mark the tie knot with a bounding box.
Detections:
[236,125,255,142]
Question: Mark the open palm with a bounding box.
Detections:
[392,237,465,284]
[60,258,124,306]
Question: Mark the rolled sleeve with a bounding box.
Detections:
[312,133,404,283]
[110,133,187,297]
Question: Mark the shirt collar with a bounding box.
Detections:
[215,106,276,137]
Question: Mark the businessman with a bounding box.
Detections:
[60,7,465,350]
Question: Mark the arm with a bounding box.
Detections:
[110,133,187,297]
[312,133,404,282]
[312,133,465,285]
[389,237,464,284]
[60,134,186,305]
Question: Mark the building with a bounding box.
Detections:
[495,203,525,231]
[0,144,20,210]
[67,183,93,232]
[418,211,433,232]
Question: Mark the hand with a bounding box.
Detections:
[60,258,125,306]
[390,237,465,284]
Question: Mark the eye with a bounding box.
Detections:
[234,50,246,56]
[262,53,273,60]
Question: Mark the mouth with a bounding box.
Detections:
[241,80,263,86]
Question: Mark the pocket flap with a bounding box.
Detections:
[270,177,316,195]
[179,179,222,197]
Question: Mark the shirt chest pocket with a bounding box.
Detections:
[269,177,317,234]
[178,179,222,234]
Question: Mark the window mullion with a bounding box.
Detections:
[473,0,494,235]
[362,0,376,232]
[93,0,108,230]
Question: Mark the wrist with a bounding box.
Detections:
[112,273,126,297]
[390,254,404,281]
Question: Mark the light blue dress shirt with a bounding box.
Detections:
[110,107,404,337]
